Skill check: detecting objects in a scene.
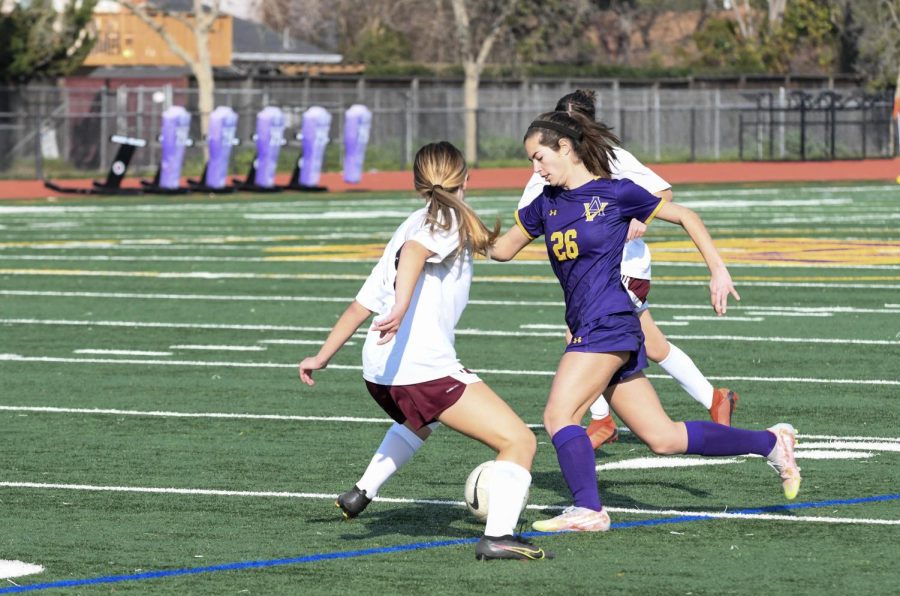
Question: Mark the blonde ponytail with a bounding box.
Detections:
[413,142,500,256]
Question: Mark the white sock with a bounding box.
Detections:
[484,460,532,537]
[356,422,424,498]
[588,395,610,419]
[658,342,714,409]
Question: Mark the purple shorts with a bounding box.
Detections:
[364,369,480,430]
[566,312,647,385]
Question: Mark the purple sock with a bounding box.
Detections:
[551,425,602,511]
[685,421,776,457]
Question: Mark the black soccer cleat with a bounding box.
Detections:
[475,535,553,561]
[335,485,371,519]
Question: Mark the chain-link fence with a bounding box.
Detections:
[0,78,894,179]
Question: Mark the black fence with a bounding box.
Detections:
[738,90,894,161]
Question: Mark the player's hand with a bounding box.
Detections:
[626,219,647,241]
[298,356,326,386]
[371,305,405,345]
[709,267,740,315]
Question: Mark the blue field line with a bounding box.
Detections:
[3,493,898,594]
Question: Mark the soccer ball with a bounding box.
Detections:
[464,460,529,521]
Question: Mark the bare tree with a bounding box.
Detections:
[116,0,222,142]
[448,0,520,163]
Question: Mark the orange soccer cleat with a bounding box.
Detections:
[586,416,619,450]
[709,388,739,426]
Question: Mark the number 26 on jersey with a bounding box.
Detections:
[550,229,579,261]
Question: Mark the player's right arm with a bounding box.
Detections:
[370,240,433,345]
[298,300,373,386]
[489,225,533,262]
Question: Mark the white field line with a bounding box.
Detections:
[3,268,900,289]
[258,339,356,346]
[169,345,267,352]
[3,291,900,318]
[2,318,899,346]
[0,354,898,386]
[743,311,834,317]
[0,481,896,526]
[672,316,764,322]
[73,349,172,356]
[5,253,900,271]
[800,434,900,442]
[0,406,392,423]
[4,405,900,445]
[598,457,742,470]
[794,450,872,459]
[799,441,900,452]
[0,560,44,580]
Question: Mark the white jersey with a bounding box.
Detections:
[519,147,669,280]
[355,207,472,386]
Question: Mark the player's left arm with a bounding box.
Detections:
[654,201,740,315]
[370,240,432,344]
[627,188,673,241]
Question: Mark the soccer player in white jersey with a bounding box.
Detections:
[521,90,738,449]
[298,141,550,561]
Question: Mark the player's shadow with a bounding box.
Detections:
[309,502,482,541]
[530,433,715,511]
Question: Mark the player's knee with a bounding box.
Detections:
[645,433,682,455]
[645,340,669,363]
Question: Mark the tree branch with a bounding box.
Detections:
[475,0,520,68]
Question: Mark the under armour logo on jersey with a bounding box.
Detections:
[549,209,557,216]
[583,197,608,222]
[571,336,583,344]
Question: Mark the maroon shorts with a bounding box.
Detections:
[364,370,479,430]
[621,275,651,312]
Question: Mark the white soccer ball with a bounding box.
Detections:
[464,460,529,521]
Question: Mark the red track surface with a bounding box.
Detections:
[1,159,897,200]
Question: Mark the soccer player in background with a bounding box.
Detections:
[522,90,738,450]
[488,110,801,532]
[298,141,550,561]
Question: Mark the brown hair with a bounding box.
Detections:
[524,110,620,178]
[412,141,500,256]
[554,89,597,120]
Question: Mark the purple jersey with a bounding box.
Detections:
[515,178,665,332]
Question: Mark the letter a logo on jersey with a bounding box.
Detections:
[583,197,608,222]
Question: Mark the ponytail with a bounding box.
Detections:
[413,142,500,256]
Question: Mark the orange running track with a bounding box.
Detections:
[1,158,897,200]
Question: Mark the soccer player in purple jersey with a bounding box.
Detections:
[523,90,739,450]
[490,111,802,532]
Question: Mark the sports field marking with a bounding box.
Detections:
[168,345,267,352]
[258,338,357,346]
[0,406,392,423]
[2,318,899,347]
[0,561,43,581]
[0,480,896,528]
[799,441,900,452]
[742,311,834,317]
[72,349,172,356]
[4,291,899,317]
[1,353,898,386]
[672,316,763,322]
[4,267,900,289]
[1,493,899,594]
[2,405,899,445]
